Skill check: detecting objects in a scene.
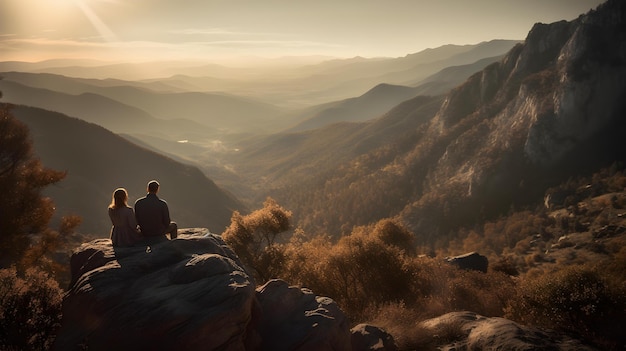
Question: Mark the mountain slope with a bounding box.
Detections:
[220,95,443,208]
[393,0,626,236]
[231,0,626,237]
[11,105,245,235]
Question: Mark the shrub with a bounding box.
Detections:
[222,197,291,282]
[505,265,626,349]
[0,267,63,350]
[314,226,413,318]
[443,269,515,317]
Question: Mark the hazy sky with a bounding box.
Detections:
[1,0,606,64]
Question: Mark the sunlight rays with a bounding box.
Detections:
[72,0,118,42]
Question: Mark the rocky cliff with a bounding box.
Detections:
[399,0,626,234]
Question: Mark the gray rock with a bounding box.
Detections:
[255,279,352,351]
[54,231,260,351]
[420,311,597,351]
[350,324,397,351]
[445,252,489,273]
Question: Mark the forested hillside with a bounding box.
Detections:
[241,0,626,242]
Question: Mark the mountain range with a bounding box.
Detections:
[1,1,623,242]
[206,0,626,239]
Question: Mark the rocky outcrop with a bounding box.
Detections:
[420,311,597,351]
[256,279,351,350]
[55,230,259,350]
[54,230,352,351]
[445,252,488,273]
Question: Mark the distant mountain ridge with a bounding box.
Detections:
[1,39,519,111]
[0,74,284,135]
[285,54,507,132]
[0,80,218,141]
[286,83,421,132]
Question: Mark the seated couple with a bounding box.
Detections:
[108,180,178,247]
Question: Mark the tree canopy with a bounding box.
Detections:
[0,103,66,267]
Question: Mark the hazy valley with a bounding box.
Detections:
[1,38,522,235]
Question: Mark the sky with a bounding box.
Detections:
[0,0,606,64]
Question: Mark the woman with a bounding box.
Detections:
[108,188,141,247]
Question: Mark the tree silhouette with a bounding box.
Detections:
[0,103,66,267]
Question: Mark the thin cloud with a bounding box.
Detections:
[0,36,345,62]
[168,28,259,36]
[165,28,295,39]
[196,39,343,49]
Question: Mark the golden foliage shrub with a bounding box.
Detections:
[277,220,418,319]
[279,218,517,324]
[222,197,291,282]
[505,265,626,349]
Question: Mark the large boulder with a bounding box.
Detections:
[445,252,488,272]
[255,279,351,351]
[54,230,260,350]
[420,311,597,351]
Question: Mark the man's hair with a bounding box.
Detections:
[147,180,160,193]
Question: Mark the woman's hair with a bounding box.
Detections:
[109,188,128,209]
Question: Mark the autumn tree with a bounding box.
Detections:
[222,197,291,283]
[0,102,66,267]
[0,100,69,349]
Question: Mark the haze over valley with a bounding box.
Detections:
[0,38,526,233]
[0,0,617,239]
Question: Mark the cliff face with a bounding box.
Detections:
[399,0,626,233]
[436,0,626,167]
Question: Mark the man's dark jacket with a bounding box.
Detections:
[134,193,171,237]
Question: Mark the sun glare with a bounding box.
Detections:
[72,0,118,42]
[14,0,117,42]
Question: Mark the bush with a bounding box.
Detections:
[0,267,63,350]
[505,265,626,349]
[222,197,291,283]
[301,227,413,319]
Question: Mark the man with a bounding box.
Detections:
[135,180,177,240]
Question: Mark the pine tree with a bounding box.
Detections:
[0,102,66,267]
